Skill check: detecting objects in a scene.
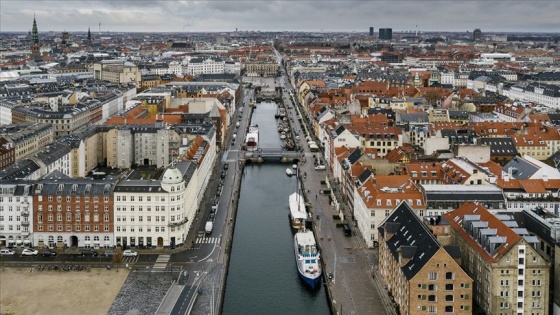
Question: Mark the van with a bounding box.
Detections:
[343,224,352,237]
[205,221,214,234]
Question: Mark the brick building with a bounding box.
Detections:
[378,202,473,315]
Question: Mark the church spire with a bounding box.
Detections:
[31,14,40,58]
[32,14,39,44]
[87,27,92,44]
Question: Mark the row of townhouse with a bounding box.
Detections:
[347,154,560,248]
[0,158,210,249]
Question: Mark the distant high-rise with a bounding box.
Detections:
[473,28,482,41]
[31,15,40,58]
[379,28,392,40]
[369,27,374,36]
[61,31,69,48]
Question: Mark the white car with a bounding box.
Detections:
[123,250,138,257]
[0,249,15,255]
[22,248,38,256]
[315,165,326,170]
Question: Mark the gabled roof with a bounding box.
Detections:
[443,202,522,263]
[379,202,441,280]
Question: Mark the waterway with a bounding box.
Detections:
[222,102,330,314]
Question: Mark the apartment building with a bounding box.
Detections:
[32,173,118,249]
[113,162,198,248]
[185,56,225,76]
[0,182,33,247]
[444,202,550,315]
[358,126,403,158]
[354,175,425,247]
[92,60,141,87]
[378,202,473,315]
[0,123,54,164]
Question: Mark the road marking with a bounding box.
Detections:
[152,254,170,270]
[195,237,221,244]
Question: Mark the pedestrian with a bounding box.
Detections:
[315,194,317,200]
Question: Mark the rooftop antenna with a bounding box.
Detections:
[98,22,101,36]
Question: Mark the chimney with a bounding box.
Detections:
[543,175,548,182]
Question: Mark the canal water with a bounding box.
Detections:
[222,102,330,315]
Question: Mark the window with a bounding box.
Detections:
[428,284,436,291]
[444,306,453,313]
[445,295,453,302]
[445,284,454,291]
[428,295,436,302]
[445,272,454,280]
[428,272,437,280]
[428,306,436,313]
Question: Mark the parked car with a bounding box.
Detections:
[123,250,138,257]
[315,165,326,170]
[81,249,98,257]
[343,224,352,237]
[223,164,229,170]
[41,249,57,257]
[22,248,38,256]
[0,249,15,256]
[104,249,114,257]
[221,170,227,179]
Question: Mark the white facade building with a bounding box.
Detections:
[113,162,198,248]
[0,183,33,247]
[185,57,225,76]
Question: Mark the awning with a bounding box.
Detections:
[23,240,31,244]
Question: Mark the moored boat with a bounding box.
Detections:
[286,168,294,177]
[245,125,259,151]
[289,193,307,230]
[294,230,322,289]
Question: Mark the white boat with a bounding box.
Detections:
[294,230,322,289]
[245,125,259,151]
[289,193,307,230]
[280,132,286,140]
[286,168,293,177]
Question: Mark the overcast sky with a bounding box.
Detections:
[1,0,559,33]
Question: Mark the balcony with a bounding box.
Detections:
[21,221,30,226]
[21,210,29,216]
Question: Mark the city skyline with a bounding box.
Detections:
[1,0,559,33]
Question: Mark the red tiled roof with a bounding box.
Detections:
[443,202,522,263]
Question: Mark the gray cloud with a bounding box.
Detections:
[1,0,559,33]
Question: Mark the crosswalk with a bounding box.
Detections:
[152,254,170,271]
[195,237,221,244]
[122,256,139,263]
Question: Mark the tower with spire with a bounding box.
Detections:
[87,27,92,44]
[31,15,40,58]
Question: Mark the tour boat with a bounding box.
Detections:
[294,230,322,289]
[245,125,259,151]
